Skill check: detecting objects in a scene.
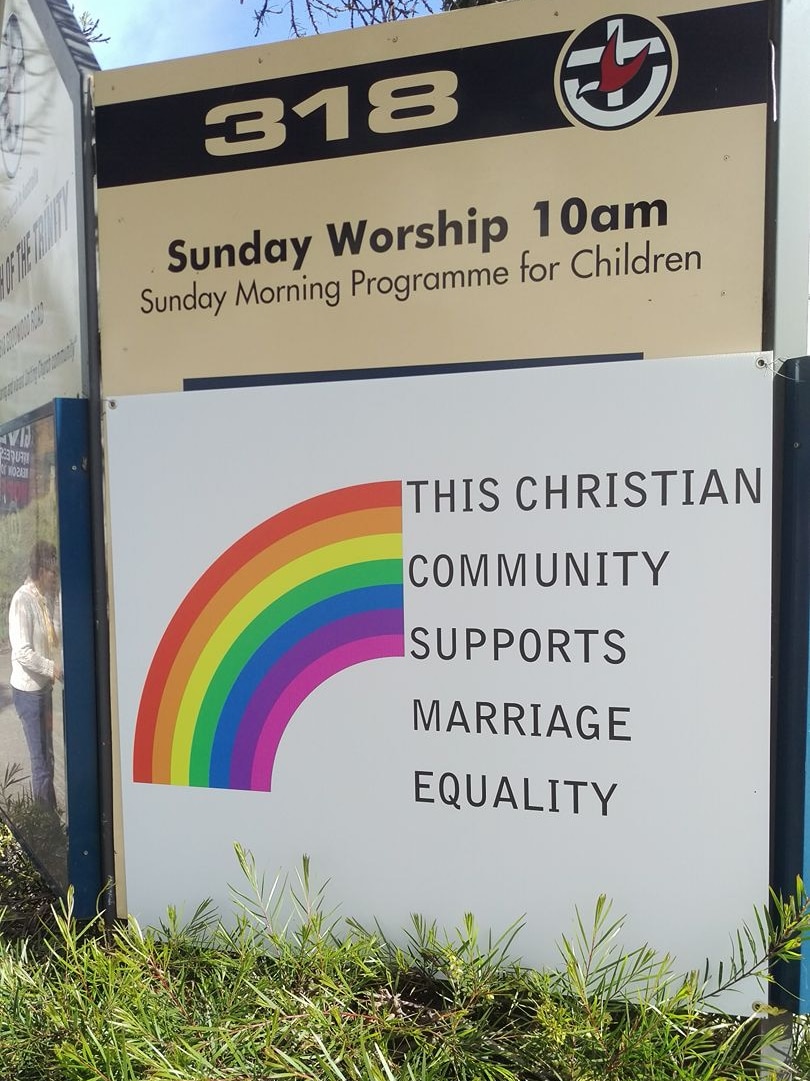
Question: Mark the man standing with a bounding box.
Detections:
[8,540,62,809]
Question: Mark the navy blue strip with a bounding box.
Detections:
[54,399,102,918]
[184,352,643,392]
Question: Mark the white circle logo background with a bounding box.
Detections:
[555,14,677,131]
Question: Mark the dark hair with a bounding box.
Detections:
[29,541,57,578]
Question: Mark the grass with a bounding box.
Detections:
[0,819,60,941]
[0,831,808,1080]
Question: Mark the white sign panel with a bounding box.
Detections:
[105,354,772,1008]
[0,0,86,420]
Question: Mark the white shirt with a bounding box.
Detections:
[8,578,62,692]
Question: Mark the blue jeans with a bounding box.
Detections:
[12,687,56,809]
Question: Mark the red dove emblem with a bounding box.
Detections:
[577,27,651,98]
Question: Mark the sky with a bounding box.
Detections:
[80,0,301,69]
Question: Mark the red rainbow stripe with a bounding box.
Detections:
[134,481,404,787]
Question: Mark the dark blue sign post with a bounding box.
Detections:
[775,357,810,1011]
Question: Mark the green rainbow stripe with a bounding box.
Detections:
[134,482,404,790]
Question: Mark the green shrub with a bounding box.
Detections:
[0,836,808,1080]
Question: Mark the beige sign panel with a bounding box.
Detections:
[93,0,769,395]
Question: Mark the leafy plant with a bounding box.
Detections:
[0,762,67,889]
[0,840,807,1079]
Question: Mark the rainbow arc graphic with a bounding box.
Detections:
[134,482,404,791]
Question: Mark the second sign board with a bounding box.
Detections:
[93,0,770,394]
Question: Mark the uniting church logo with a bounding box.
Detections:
[555,14,677,131]
[133,481,405,793]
